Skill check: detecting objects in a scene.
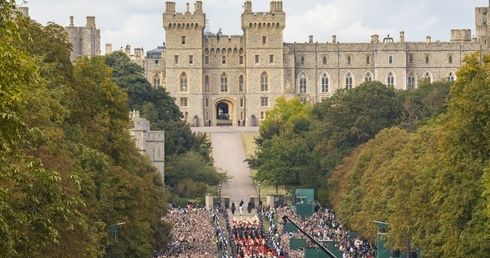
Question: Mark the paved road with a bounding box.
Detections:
[192,126,259,206]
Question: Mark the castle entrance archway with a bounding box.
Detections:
[215,99,235,126]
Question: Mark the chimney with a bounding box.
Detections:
[105,43,112,55]
[165,2,176,14]
[309,35,313,43]
[371,34,379,43]
[86,16,95,28]
[400,31,405,43]
[125,44,131,55]
[69,16,74,26]
[135,48,142,57]
[332,35,337,43]
[185,3,190,13]
[426,36,431,43]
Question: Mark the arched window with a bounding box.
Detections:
[347,56,351,64]
[366,55,371,64]
[300,56,305,65]
[299,73,307,93]
[239,75,245,92]
[345,72,353,89]
[423,71,432,83]
[204,75,210,93]
[321,73,329,93]
[153,74,160,88]
[260,72,268,92]
[448,55,453,64]
[220,73,228,92]
[388,55,393,64]
[364,72,373,82]
[239,55,244,65]
[386,71,395,87]
[425,55,430,64]
[222,56,226,64]
[204,56,209,65]
[180,72,187,92]
[448,71,455,82]
[323,56,327,65]
[407,72,416,91]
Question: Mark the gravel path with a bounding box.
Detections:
[192,126,259,206]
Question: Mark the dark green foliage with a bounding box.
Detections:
[0,6,171,257]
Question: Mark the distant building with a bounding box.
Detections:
[125,1,488,127]
[129,111,165,179]
[65,16,101,60]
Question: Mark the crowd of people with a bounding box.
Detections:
[273,206,377,258]
[158,207,219,257]
[157,202,377,258]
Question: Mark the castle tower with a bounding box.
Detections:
[476,3,490,46]
[241,0,287,124]
[65,16,101,60]
[163,1,206,124]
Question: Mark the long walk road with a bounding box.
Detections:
[192,126,259,207]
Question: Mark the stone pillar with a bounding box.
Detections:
[426,36,431,43]
[266,195,275,210]
[309,35,313,43]
[69,16,74,27]
[400,31,405,43]
[332,35,337,43]
[205,194,214,210]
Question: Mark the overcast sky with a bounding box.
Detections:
[20,0,488,54]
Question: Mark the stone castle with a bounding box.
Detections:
[71,1,490,127]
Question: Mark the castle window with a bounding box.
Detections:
[409,54,414,64]
[240,98,244,107]
[386,72,395,87]
[269,55,274,64]
[261,97,269,107]
[300,56,305,65]
[255,55,259,64]
[364,72,373,82]
[448,71,455,82]
[182,36,186,45]
[221,73,228,92]
[388,55,393,64]
[449,55,453,64]
[153,74,160,88]
[180,97,188,107]
[180,73,187,92]
[347,55,351,65]
[189,55,193,64]
[205,98,209,107]
[407,72,416,91]
[345,72,353,89]
[174,55,179,64]
[323,56,327,65]
[260,112,265,120]
[299,73,307,93]
[366,55,371,64]
[425,55,430,64]
[239,75,245,92]
[321,73,329,93]
[222,56,226,65]
[260,72,268,92]
[262,36,267,45]
[239,55,244,65]
[204,75,210,93]
[204,56,209,65]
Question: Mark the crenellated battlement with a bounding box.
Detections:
[163,1,205,31]
[204,35,245,46]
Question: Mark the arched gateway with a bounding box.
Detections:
[214,99,235,126]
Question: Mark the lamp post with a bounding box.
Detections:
[111,222,126,243]
[257,183,261,213]
[218,182,222,208]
